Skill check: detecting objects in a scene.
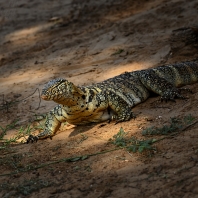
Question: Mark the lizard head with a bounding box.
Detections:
[41,78,84,103]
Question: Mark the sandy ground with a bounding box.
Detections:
[0,0,198,197]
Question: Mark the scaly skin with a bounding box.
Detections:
[27,61,198,143]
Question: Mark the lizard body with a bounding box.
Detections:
[27,61,198,142]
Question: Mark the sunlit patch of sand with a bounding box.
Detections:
[5,23,53,42]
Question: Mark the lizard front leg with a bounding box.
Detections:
[27,105,67,143]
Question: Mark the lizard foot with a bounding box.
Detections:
[160,88,189,102]
[26,129,53,143]
[26,135,39,143]
[114,111,136,124]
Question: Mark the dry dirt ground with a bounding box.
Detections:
[0,0,198,197]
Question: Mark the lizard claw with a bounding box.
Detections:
[26,135,39,143]
[179,87,193,94]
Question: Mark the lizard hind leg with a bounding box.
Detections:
[160,87,191,102]
[139,70,192,102]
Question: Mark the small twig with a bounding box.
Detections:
[152,119,198,143]
[175,164,195,174]
[2,94,9,113]
[151,106,171,109]
[127,151,133,157]
[181,120,198,132]
[20,88,41,110]
[0,88,41,111]
[0,147,121,177]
